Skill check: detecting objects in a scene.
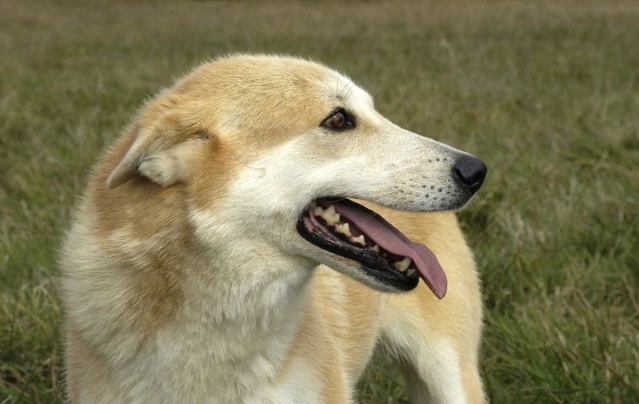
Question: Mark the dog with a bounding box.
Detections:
[61,54,487,403]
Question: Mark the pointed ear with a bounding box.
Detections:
[106,109,209,189]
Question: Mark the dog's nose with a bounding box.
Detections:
[453,155,487,194]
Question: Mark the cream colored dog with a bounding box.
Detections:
[61,54,487,403]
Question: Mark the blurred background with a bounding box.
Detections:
[1,0,637,402]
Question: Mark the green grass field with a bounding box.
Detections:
[1,0,638,402]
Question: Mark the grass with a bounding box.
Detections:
[1,0,638,402]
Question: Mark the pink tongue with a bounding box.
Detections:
[328,200,447,299]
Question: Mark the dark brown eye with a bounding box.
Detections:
[327,112,346,129]
[321,109,355,131]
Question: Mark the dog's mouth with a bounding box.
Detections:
[296,198,447,298]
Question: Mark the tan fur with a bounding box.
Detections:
[61,54,486,403]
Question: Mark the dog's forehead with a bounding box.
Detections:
[326,74,375,112]
[173,56,380,142]
[190,55,374,110]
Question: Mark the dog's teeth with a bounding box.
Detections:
[394,257,412,272]
[320,205,340,225]
[369,244,380,253]
[406,268,417,277]
[313,206,324,216]
[350,235,365,246]
[334,222,351,237]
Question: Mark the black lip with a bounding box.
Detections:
[296,200,419,291]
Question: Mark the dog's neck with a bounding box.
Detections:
[183,239,316,324]
[113,198,332,400]
[162,235,318,397]
[184,204,316,325]
[177,224,317,345]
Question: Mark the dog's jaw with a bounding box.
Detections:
[296,198,451,297]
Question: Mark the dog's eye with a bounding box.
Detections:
[321,109,355,131]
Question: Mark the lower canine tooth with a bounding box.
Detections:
[394,257,412,272]
[335,222,351,236]
[406,268,416,277]
[313,206,324,216]
[350,235,365,246]
[369,244,380,253]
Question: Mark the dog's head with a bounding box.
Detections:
[105,54,486,298]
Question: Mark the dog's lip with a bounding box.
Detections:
[298,197,447,299]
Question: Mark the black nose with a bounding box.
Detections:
[453,155,487,194]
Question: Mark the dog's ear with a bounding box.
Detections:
[106,103,209,190]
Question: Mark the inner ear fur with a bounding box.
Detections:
[106,102,210,190]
